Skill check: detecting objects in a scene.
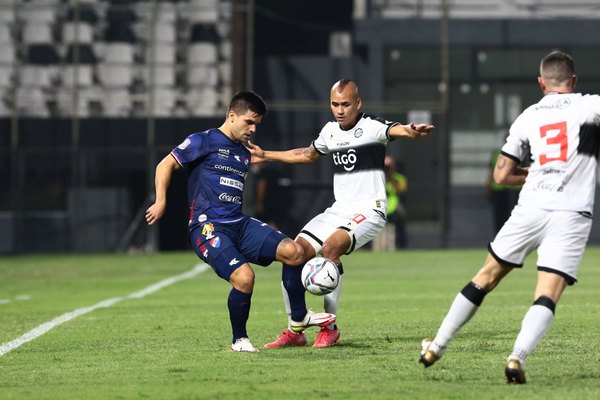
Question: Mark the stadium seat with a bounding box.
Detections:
[0,89,10,116]
[65,3,99,24]
[18,4,57,24]
[62,22,95,44]
[15,87,49,117]
[142,64,176,87]
[64,44,98,64]
[100,88,132,117]
[55,86,102,117]
[0,25,11,43]
[219,61,232,85]
[186,64,218,87]
[145,44,176,64]
[26,44,60,65]
[190,23,220,43]
[0,66,13,88]
[20,65,57,88]
[104,23,137,43]
[97,64,135,88]
[22,23,54,45]
[0,43,15,64]
[144,87,179,117]
[184,87,219,116]
[135,1,177,22]
[60,65,95,88]
[0,8,15,25]
[181,0,219,24]
[187,42,218,64]
[102,43,136,64]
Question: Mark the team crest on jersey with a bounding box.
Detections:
[209,237,221,248]
[354,128,363,138]
[202,223,215,239]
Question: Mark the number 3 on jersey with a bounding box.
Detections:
[539,121,568,165]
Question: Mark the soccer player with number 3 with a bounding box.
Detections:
[420,51,600,384]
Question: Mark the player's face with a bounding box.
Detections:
[330,86,361,130]
[230,109,262,143]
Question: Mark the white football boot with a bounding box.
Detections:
[231,337,259,352]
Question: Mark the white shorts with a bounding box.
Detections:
[297,200,387,255]
[489,205,592,284]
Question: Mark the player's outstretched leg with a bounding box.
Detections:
[419,282,487,367]
[290,309,336,333]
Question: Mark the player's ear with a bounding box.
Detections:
[356,97,362,110]
[537,76,545,92]
[571,75,577,88]
[227,110,236,123]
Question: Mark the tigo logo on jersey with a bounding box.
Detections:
[202,223,215,239]
[209,237,221,248]
[333,149,357,172]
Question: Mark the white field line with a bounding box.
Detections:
[0,263,209,358]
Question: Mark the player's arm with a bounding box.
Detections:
[493,154,528,187]
[388,122,435,139]
[247,141,321,164]
[146,154,181,225]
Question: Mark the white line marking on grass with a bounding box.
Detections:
[0,263,209,358]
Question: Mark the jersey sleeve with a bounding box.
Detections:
[170,133,209,167]
[583,94,600,125]
[312,123,331,155]
[503,114,529,163]
[364,113,398,142]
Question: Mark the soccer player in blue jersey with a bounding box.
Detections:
[145,91,335,352]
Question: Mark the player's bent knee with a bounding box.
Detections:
[230,266,255,292]
[277,239,305,265]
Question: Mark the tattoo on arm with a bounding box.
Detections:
[496,157,507,170]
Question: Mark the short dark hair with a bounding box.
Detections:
[228,91,267,116]
[540,50,575,85]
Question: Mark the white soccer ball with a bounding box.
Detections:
[301,257,340,296]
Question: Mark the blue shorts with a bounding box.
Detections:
[189,216,287,281]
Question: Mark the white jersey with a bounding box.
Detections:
[503,93,600,213]
[312,113,397,204]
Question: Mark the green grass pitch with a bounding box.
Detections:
[1,248,600,399]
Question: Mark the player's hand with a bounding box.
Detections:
[145,201,166,225]
[409,122,435,138]
[246,140,266,163]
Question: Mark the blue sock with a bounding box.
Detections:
[228,288,252,343]
[282,263,307,322]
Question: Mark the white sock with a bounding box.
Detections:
[433,292,479,351]
[323,275,342,330]
[509,304,554,365]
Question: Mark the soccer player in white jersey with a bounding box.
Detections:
[420,50,600,384]
[249,79,434,348]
